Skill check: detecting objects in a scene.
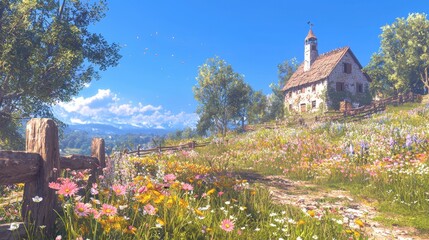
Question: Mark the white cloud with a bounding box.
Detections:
[54,89,198,129]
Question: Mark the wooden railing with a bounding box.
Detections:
[0,119,105,239]
[245,92,422,131]
[126,141,210,156]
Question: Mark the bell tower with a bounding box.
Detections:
[304,25,318,72]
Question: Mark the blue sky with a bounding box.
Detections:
[53,0,429,129]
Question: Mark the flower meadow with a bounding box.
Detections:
[1,102,429,239]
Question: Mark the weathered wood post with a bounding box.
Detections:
[21,119,59,238]
[87,138,105,188]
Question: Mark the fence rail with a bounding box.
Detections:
[0,118,105,240]
[127,141,211,156]
[246,92,422,131]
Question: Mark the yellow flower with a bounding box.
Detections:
[156,218,165,226]
[354,218,365,228]
[179,199,188,208]
[207,188,216,195]
[307,210,315,217]
[297,219,305,225]
[136,194,151,204]
[354,230,361,237]
[195,208,204,217]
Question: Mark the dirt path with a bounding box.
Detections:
[238,172,426,240]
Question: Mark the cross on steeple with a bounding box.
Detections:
[307,21,314,29]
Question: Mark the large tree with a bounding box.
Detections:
[0,0,121,149]
[193,57,250,136]
[366,13,429,95]
[267,58,298,120]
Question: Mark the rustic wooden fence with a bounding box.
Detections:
[0,118,105,239]
[245,92,422,131]
[126,141,210,156]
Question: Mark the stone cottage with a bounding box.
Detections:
[282,29,371,113]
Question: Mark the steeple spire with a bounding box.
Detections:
[304,22,318,72]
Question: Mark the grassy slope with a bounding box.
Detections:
[185,102,429,233]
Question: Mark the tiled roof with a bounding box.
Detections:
[282,47,358,91]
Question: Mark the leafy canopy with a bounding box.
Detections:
[366,13,429,96]
[193,57,251,136]
[0,0,121,149]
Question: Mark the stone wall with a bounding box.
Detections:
[284,51,371,113]
[284,80,327,113]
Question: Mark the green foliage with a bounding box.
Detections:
[247,90,268,124]
[0,0,121,148]
[367,13,429,95]
[267,58,298,120]
[193,57,252,136]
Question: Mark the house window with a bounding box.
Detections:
[357,83,363,93]
[288,91,292,98]
[311,45,317,51]
[312,101,317,109]
[300,88,304,94]
[343,63,352,74]
[336,82,345,92]
[300,103,306,112]
[312,84,316,92]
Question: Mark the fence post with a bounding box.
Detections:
[22,118,59,238]
[85,138,105,193]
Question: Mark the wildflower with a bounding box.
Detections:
[124,225,137,235]
[58,179,78,197]
[307,209,315,217]
[119,205,128,210]
[163,174,176,182]
[224,201,231,205]
[8,222,19,231]
[255,227,260,231]
[297,237,303,240]
[218,191,224,196]
[101,204,117,216]
[182,183,194,191]
[49,182,61,190]
[55,236,62,240]
[156,218,165,227]
[144,204,157,215]
[32,196,43,203]
[207,188,216,195]
[220,219,234,232]
[91,183,99,195]
[354,218,365,228]
[74,202,91,217]
[112,184,127,196]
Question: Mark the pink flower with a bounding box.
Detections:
[182,183,194,191]
[101,204,117,216]
[49,182,61,190]
[218,191,224,197]
[163,174,176,182]
[90,209,101,219]
[143,204,157,215]
[220,219,234,232]
[55,235,62,240]
[138,186,148,194]
[112,184,127,196]
[74,202,91,217]
[57,179,78,197]
[91,183,98,195]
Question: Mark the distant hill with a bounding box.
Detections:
[60,123,174,155]
[66,123,172,136]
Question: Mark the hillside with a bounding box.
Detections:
[2,101,429,240]
[184,101,429,239]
